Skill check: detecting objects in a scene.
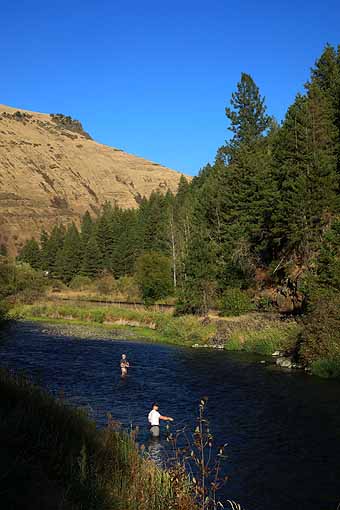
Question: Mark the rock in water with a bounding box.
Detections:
[272,350,282,357]
[276,357,293,369]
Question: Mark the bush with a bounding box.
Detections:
[225,323,299,355]
[298,288,340,365]
[175,288,206,316]
[219,288,255,316]
[88,309,106,323]
[135,252,173,305]
[115,276,141,302]
[95,274,116,295]
[69,275,92,291]
[255,295,274,312]
[0,261,46,301]
[49,279,68,292]
[311,357,340,379]
[0,300,10,322]
[155,314,215,344]
[14,288,44,304]
[175,280,218,316]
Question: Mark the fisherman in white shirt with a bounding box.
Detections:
[148,402,174,437]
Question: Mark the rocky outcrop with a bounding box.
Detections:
[0,104,188,255]
[275,279,304,313]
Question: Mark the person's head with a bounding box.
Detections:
[152,402,159,411]
[122,354,126,359]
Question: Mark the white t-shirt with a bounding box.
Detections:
[148,409,160,426]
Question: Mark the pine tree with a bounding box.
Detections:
[39,229,49,270]
[95,202,114,270]
[224,72,271,158]
[216,73,275,285]
[317,218,340,290]
[18,239,41,269]
[272,89,338,259]
[138,192,170,254]
[173,175,194,284]
[80,233,103,278]
[307,44,340,112]
[112,208,140,277]
[178,224,218,314]
[306,44,340,184]
[55,223,82,282]
[110,206,127,277]
[80,211,94,251]
[42,225,66,276]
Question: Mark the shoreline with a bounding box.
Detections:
[15,316,170,344]
[10,302,217,347]
[11,301,340,380]
[10,301,299,354]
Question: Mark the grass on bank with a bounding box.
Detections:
[224,322,300,356]
[310,357,340,379]
[0,369,195,510]
[10,303,216,346]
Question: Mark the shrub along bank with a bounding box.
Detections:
[213,314,300,356]
[298,289,340,379]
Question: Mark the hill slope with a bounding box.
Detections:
[0,104,186,255]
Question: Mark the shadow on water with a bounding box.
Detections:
[0,321,340,510]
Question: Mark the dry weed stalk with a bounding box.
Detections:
[166,397,244,510]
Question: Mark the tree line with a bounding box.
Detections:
[19,44,340,312]
[18,185,192,303]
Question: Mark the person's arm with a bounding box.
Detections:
[159,415,174,422]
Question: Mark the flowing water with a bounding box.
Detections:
[0,321,339,510]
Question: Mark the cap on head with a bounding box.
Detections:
[152,402,159,409]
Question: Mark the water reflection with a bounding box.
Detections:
[146,437,164,466]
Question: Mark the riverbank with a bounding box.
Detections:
[11,301,300,354]
[10,302,217,346]
[12,301,340,379]
[0,368,194,510]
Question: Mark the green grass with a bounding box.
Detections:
[10,303,216,347]
[224,323,300,355]
[0,369,195,510]
[311,357,340,379]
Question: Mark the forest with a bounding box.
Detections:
[17,44,340,371]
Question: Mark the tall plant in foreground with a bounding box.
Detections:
[167,398,244,510]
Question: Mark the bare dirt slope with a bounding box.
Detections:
[0,104,187,255]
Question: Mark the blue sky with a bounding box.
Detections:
[1,0,340,175]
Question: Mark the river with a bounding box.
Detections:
[0,321,339,510]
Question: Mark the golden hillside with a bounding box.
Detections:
[0,105,187,255]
